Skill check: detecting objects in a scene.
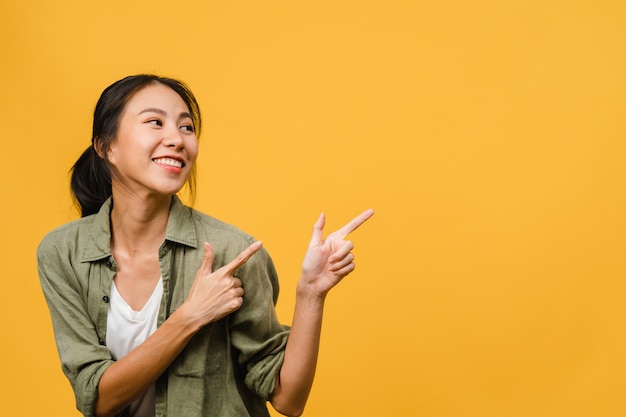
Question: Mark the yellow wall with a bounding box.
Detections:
[1,1,625,416]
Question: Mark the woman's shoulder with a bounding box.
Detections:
[37,215,99,258]
[169,197,250,242]
[188,208,255,243]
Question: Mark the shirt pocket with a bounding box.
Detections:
[171,323,226,378]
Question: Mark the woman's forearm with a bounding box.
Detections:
[94,309,199,417]
[270,285,326,417]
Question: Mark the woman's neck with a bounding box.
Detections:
[109,191,172,255]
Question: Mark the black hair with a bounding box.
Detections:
[70,74,202,217]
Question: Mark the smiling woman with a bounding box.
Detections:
[36,74,374,417]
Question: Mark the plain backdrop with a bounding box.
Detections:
[1,1,625,416]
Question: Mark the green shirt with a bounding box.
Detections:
[37,197,289,417]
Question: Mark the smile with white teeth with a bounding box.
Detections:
[153,157,184,168]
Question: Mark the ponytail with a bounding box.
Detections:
[70,145,111,217]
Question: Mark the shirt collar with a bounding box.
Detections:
[81,195,198,262]
[165,196,198,248]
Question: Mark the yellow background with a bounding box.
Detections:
[1,1,625,416]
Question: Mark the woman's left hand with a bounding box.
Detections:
[300,209,375,298]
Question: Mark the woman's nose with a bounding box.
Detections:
[163,126,184,149]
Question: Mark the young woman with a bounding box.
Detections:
[37,74,373,417]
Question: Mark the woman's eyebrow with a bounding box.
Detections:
[138,107,167,116]
[138,108,193,120]
[179,112,193,121]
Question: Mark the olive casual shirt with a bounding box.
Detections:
[37,196,290,417]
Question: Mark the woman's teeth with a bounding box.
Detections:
[154,158,183,168]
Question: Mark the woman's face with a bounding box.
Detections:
[106,82,199,199]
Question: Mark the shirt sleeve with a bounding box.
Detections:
[37,238,114,417]
[228,244,290,400]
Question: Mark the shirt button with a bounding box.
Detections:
[103,295,110,303]
[105,260,113,268]
[98,338,105,345]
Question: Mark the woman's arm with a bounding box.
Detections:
[94,309,197,416]
[270,210,374,417]
[94,241,262,417]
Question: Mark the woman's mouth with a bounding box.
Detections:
[153,157,184,168]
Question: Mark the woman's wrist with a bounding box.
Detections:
[296,278,328,307]
[168,303,205,336]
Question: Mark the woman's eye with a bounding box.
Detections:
[148,119,162,126]
[180,125,194,132]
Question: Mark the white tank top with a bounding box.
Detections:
[107,277,163,417]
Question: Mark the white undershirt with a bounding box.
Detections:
[107,277,163,417]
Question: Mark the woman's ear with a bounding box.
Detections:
[93,137,107,159]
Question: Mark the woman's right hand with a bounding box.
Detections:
[182,241,263,329]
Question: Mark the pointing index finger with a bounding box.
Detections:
[336,208,375,239]
[223,240,263,274]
